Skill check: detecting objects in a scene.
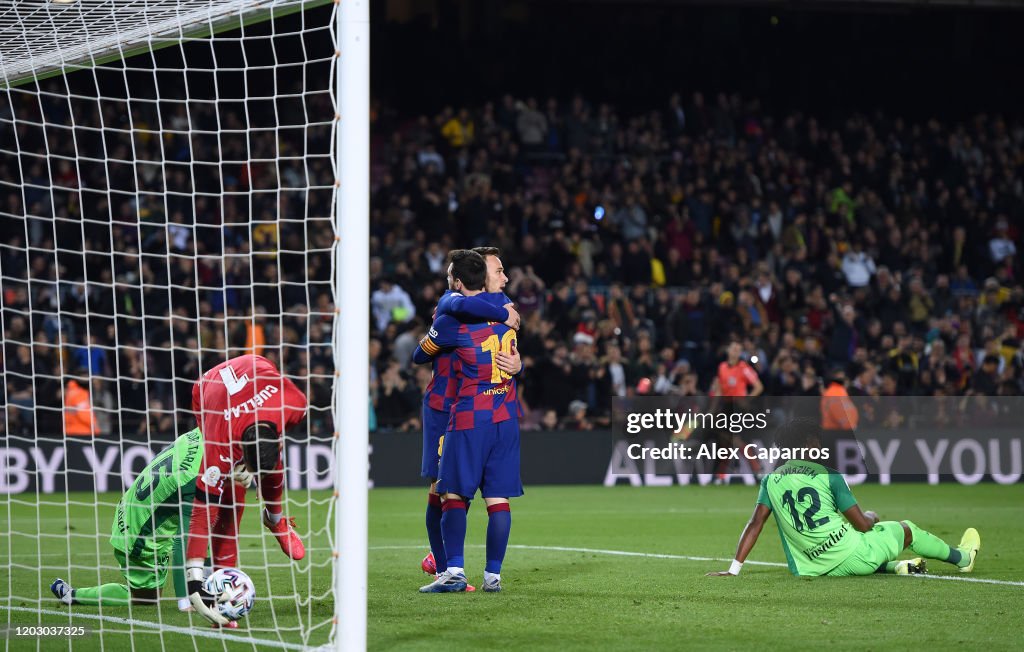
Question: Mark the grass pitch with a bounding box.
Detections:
[2,483,1022,651]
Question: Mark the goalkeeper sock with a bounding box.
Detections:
[485,503,511,574]
[426,494,447,574]
[440,499,467,570]
[171,534,187,599]
[264,508,283,527]
[904,520,963,566]
[73,584,131,606]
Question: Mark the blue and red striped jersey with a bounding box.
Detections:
[417,303,519,431]
[421,290,511,413]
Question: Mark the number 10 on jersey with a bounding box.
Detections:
[481,331,517,383]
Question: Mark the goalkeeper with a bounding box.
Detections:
[707,418,980,578]
[184,355,307,624]
[49,428,214,607]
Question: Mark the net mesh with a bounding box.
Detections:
[0,0,338,648]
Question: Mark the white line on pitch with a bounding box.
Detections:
[0,605,311,650]
[370,544,1024,587]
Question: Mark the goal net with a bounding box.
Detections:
[0,0,364,649]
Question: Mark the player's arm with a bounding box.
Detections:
[412,315,457,365]
[842,505,879,532]
[438,292,519,330]
[185,458,232,624]
[829,472,876,532]
[706,503,772,576]
[185,494,229,624]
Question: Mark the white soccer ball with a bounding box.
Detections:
[203,568,256,621]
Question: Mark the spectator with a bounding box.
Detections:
[374,361,420,431]
[516,98,548,150]
[63,375,98,437]
[371,277,415,333]
[841,240,876,288]
[971,355,1001,395]
[989,217,1017,265]
[561,400,594,430]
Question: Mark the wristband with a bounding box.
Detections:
[185,564,205,584]
[728,559,743,575]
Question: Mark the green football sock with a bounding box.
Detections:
[172,535,187,599]
[882,561,899,574]
[904,520,963,567]
[72,583,131,606]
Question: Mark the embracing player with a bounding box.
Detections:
[707,418,980,578]
[415,251,523,593]
[419,248,521,586]
[184,354,308,624]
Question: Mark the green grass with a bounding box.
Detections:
[2,484,1023,651]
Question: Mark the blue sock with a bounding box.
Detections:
[485,503,512,574]
[426,494,446,573]
[440,499,467,570]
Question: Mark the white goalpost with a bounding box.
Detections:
[0,0,368,649]
[334,0,369,650]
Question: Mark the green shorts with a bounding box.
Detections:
[827,521,905,577]
[113,548,169,591]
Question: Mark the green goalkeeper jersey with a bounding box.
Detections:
[110,428,204,559]
[756,459,861,576]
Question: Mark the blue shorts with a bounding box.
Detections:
[436,419,524,499]
[421,405,449,480]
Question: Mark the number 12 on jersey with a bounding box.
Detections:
[480,330,517,383]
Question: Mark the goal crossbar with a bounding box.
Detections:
[0,0,332,89]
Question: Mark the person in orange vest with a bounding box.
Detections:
[244,308,266,357]
[820,367,858,459]
[64,376,99,436]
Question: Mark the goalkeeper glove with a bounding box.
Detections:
[186,564,229,626]
[231,463,254,488]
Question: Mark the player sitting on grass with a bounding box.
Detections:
[707,417,980,578]
[49,428,249,619]
[419,247,520,585]
[414,251,523,593]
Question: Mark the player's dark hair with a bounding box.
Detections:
[241,421,280,474]
[450,250,487,291]
[772,417,822,450]
[472,246,501,258]
[446,248,473,266]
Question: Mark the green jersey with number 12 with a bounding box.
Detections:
[757,459,860,576]
[110,428,204,559]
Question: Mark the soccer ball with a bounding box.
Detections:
[203,568,256,621]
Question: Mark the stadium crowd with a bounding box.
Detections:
[1,73,337,438]
[3,83,1023,438]
[367,93,1024,431]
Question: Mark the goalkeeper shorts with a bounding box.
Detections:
[113,548,170,591]
[826,521,905,577]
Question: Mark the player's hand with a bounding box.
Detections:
[495,350,522,376]
[864,510,879,524]
[503,303,521,330]
[705,571,737,577]
[231,463,254,488]
[187,567,229,626]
